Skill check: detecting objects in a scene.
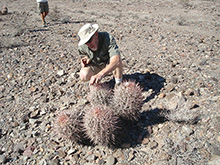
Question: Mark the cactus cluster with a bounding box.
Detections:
[54,81,144,147]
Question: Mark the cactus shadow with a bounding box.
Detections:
[117,108,166,148]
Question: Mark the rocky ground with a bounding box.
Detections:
[0,0,220,164]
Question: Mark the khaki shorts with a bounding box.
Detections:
[38,2,49,13]
[86,63,106,74]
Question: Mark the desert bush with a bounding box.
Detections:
[161,92,199,124]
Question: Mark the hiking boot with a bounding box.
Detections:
[43,21,47,27]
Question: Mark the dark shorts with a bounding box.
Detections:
[38,2,49,13]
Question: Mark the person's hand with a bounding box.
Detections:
[89,73,104,85]
[81,57,90,67]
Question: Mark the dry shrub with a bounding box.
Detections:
[161,92,199,124]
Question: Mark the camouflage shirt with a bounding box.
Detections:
[78,32,120,66]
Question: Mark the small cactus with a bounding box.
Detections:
[83,104,121,147]
[111,81,144,121]
[87,83,113,106]
[54,109,88,144]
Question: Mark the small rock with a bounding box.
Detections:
[127,150,135,161]
[158,153,171,161]
[29,118,38,125]
[142,138,150,145]
[0,155,6,163]
[113,149,123,158]
[39,159,47,165]
[57,70,65,77]
[14,143,24,154]
[149,141,158,149]
[158,93,166,98]
[30,110,40,118]
[22,113,30,123]
[58,150,67,158]
[23,146,35,157]
[86,154,96,161]
[11,121,19,128]
[181,125,194,136]
[106,155,115,165]
[67,148,77,155]
[184,88,194,96]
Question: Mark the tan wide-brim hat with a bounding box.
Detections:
[78,23,99,46]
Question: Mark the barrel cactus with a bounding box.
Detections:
[87,83,113,106]
[54,109,88,144]
[111,80,144,121]
[83,104,121,147]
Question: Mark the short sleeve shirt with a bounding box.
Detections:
[78,32,120,66]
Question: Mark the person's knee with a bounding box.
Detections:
[79,68,91,81]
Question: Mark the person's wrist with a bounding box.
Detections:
[99,71,105,79]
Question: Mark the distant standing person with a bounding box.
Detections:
[36,0,49,27]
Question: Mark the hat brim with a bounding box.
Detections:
[78,24,99,46]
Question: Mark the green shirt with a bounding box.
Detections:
[78,32,120,66]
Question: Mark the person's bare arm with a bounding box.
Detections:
[90,55,121,85]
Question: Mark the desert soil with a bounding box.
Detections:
[0,0,220,164]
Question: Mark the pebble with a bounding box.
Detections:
[106,155,115,165]
[149,141,158,149]
[0,155,6,163]
[58,150,67,158]
[142,138,150,145]
[57,70,65,77]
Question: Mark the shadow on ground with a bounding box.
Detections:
[48,19,96,26]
